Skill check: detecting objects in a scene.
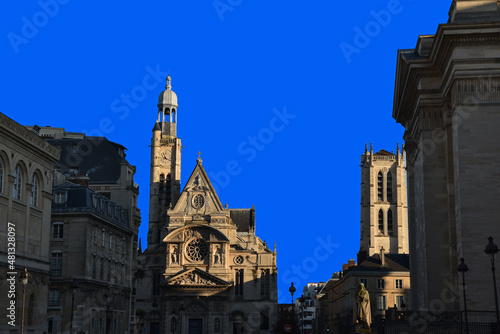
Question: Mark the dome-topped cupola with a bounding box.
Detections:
[158,75,178,108]
[156,76,179,136]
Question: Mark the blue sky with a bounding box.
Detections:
[1,0,451,302]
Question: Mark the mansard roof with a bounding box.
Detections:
[46,136,129,184]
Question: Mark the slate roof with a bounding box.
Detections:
[350,253,410,273]
[230,208,255,233]
[46,137,127,184]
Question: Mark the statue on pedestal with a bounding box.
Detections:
[353,283,372,333]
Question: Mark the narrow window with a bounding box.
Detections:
[152,271,161,295]
[109,233,113,249]
[395,295,405,309]
[388,209,394,235]
[13,164,22,200]
[260,269,270,296]
[30,174,39,207]
[93,227,98,244]
[50,252,63,276]
[377,171,383,201]
[102,229,105,247]
[92,254,96,279]
[235,269,244,296]
[377,295,387,310]
[52,222,64,239]
[378,210,384,234]
[395,279,403,289]
[100,257,104,280]
[108,259,111,281]
[387,171,393,202]
[48,289,60,306]
[377,278,385,289]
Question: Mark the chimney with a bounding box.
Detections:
[357,248,368,264]
[380,247,386,267]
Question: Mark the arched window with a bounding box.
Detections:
[13,164,22,200]
[387,171,393,203]
[0,158,4,194]
[378,210,384,234]
[30,174,39,207]
[377,172,383,201]
[388,209,394,235]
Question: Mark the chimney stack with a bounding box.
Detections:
[380,247,386,266]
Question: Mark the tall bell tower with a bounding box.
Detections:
[148,75,182,246]
[360,144,408,256]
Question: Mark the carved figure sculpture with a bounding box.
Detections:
[354,283,372,331]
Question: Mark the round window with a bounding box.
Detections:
[192,194,205,209]
[186,238,208,262]
[234,255,244,265]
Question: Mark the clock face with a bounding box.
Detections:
[161,151,172,162]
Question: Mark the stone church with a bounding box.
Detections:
[135,77,278,334]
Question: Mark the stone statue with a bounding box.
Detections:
[354,283,372,332]
[171,245,179,264]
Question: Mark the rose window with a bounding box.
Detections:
[192,194,205,209]
[234,255,244,265]
[186,238,208,262]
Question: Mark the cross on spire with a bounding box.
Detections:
[197,151,202,164]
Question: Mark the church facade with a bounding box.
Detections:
[135,77,278,334]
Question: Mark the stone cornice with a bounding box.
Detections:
[0,112,60,162]
[394,24,500,127]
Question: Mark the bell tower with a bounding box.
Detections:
[360,144,408,256]
[148,75,182,246]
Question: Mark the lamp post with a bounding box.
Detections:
[70,280,79,334]
[457,258,469,334]
[20,266,30,334]
[484,236,500,329]
[289,282,296,311]
[179,304,184,334]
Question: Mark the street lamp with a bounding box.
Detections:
[457,258,469,334]
[70,280,79,334]
[484,236,500,328]
[20,266,30,334]
[289,282,296,310]
[179,304,184,334]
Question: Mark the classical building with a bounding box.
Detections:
[46,181,134,333]
[28,127,142,330]
[0,113,60,333]
[136,76,278,334]
[327,252,410,333]
[360,144,408,256]
[393,0,500,313]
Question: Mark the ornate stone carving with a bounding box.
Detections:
[176,272,216,285]
[170,244,180,265]
[213,244,224,265]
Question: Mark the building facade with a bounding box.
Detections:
[0,113,60,333]
[360,144,408,256]
[136,77,278,334]
[393,0,500,313]
[47,181,134,333]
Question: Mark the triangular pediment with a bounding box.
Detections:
[166,268,231,287]
[170,159,225,215]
